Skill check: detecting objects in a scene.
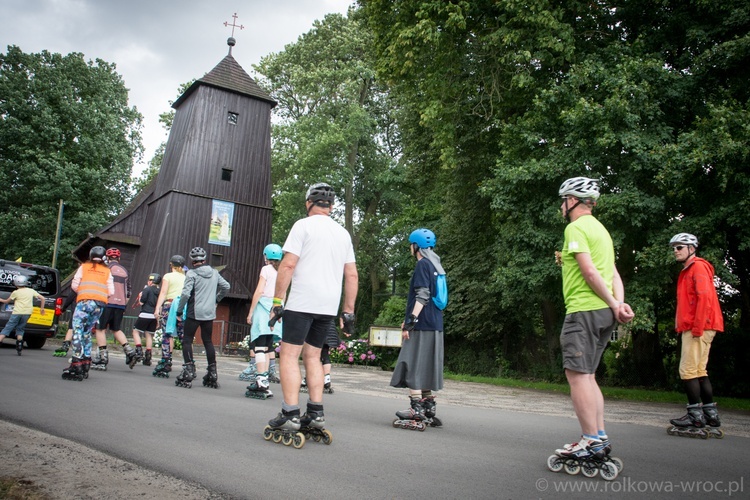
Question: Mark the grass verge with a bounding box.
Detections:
[444,372,750,411]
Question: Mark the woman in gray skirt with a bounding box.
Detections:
[391,228,446,430]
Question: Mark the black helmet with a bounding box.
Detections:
[189,247,207,262]
[148,273,162,285]
[306,182,335,205]
[89,246,106,262]
[170,254,186,267]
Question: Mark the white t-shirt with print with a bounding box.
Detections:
[283,214,356,315]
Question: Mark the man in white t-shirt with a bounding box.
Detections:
[267,182,358,439]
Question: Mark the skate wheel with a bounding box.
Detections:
[321,430,333,445]
[666,427,677,436]
[392,418,401,429]
[600,461,619,481]
[416,422,426,432]
[282,433,293,446]
[711,429,725,439]
[581,460,598,478]
[312,434,321,442]
[292,432,305,449]
[609,456,624,472]
[563,460,580,475]
[272,431,283,443]
[698,430,709,440]
[263,426,274,441]
[547,455,564,473]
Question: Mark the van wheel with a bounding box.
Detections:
[24,337,46,349]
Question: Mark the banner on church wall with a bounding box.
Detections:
[209,200,234,247]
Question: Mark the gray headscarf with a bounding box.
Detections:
[419,248,445,275]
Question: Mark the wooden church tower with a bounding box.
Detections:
[72,32,276,325]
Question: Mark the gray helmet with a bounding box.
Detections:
[189,247,207,262]
[558,177,600,200]
[669,233,699,248]
[170,255,186,267]
[89,246,106,262]
[12,275,29,287]
[306,182,335,205]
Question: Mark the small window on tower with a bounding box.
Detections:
[221,168,233,182]
[227,112,239,125]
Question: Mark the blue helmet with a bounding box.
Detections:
[263,244,283,261]
[409,228,436,249]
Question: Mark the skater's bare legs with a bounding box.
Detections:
[566,370,604,436]
[279,341,303,405]
[303,344,323,402]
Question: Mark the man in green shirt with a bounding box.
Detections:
[555,177,634,461]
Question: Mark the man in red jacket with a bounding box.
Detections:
[668,233,725,434]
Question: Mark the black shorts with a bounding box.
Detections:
[98,307,125,331]
[133,317,158,333]
[254,334,275,349]
[281,311,335,348]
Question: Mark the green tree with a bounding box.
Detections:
[363,0,750,393]
[0,46,142,276]
[254,11,406,331]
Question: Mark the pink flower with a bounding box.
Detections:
[369,354,376,360]
[348,356,354,363]
[360,353,366,360]
[367,351,372,355]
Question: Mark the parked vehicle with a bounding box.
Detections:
[0,260,62,349]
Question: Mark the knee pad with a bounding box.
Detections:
[320,345,331,365]
[255,346,267,364]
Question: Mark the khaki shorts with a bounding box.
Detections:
[678,330,716,380]
[560,308,616,374]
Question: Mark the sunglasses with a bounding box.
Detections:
[673,246,686,251]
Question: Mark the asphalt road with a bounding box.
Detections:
[1,343,748,499]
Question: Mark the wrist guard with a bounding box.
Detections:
[341,312,356,335]
[404,314,418,332]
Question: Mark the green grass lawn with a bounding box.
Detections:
[444,372,750,411]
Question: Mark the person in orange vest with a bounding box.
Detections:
[62,246,114,381]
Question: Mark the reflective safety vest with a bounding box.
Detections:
[76,263,112,304]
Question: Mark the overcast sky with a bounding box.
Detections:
[1,0,354,176]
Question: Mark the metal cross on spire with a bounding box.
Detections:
[224,13,244,55]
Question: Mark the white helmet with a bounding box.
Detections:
[558,177,600,200]
[669,233,698,248]
[13,275,29,287]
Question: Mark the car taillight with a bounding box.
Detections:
[55,297,63,316]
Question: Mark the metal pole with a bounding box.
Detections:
[51,199,64,269]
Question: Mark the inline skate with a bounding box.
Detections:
[91,349,109,371]
[393,397,427,431]
[263,410,306,449]
[238,362,257,381]
[16,339,23,356]
[268,363,281,383]
[53,341,71,357]
[61,357,84,381]
[202,363,220,389]
[142,349,152,366]
[152,357,172,378]
[81,356,91,379]
[547,439,619,481]
[300,403,333,445]
[245,372,274,400]
[667,404,710,439]
[125,345,138,369]
[175,362,196,388]
[421,397,442,427]
[323,374,334,394]
[558,438,623,472]
[300,377,308,393]
[702,403,724,438]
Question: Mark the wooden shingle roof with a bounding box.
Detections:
[173,54,277,108]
